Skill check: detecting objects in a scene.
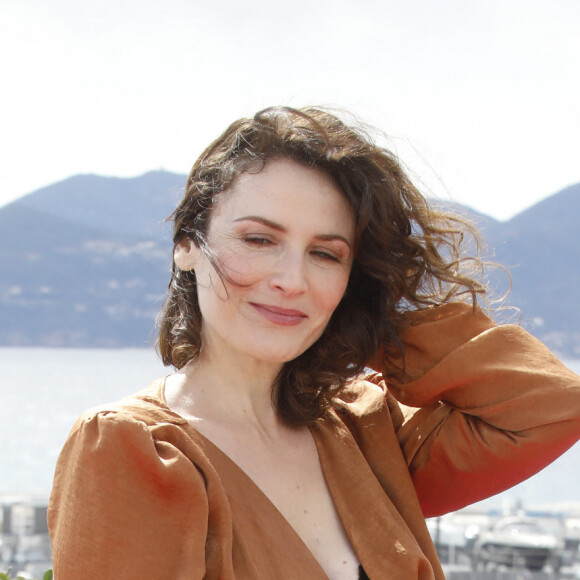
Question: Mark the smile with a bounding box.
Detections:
[250,303,308,326]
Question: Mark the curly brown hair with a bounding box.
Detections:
[157,106,487,425]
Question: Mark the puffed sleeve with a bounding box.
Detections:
[48,409,209,579]
[371,302,580,517]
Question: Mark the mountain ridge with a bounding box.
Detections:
[1,173,578,356]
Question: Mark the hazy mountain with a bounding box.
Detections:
[0,172,180,347]
[18,171,183,239]
[483,183,580,355]
[1,173,579,356]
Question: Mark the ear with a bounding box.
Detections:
[174,237,201,271]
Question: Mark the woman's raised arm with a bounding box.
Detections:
[372,302,580,516]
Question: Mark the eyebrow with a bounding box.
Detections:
[233,216,352,248]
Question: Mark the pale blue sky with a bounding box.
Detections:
[1,0,579,220]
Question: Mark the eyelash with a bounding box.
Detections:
[242,237,340,263]
[244,236,271,246]
[312,250,340,262]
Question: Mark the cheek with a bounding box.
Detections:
[194,252,233,304]
[316,271,351,314]
[196,271,227,306]
[195,246,264,309]
[218,248,272,286]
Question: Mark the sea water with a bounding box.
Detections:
[0,347,167,495]
[1,348,579,505]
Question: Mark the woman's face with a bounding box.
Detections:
[175,158,356,367]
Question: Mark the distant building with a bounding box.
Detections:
[1,495,52,578]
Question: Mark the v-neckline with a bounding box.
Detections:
[155,376,342,578]
[143,376,438,580]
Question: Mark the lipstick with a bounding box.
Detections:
[250,303,308,326]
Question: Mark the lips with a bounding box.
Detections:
[250,303,308,326]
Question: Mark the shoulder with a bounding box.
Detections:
[49,384,212,576]
[62,377,205,475]
[72,377,187,431]
[52,378,211,509]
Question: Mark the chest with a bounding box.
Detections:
[200,424,361,579]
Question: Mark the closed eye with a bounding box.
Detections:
[311,250,340,262]
[243,236,273,246]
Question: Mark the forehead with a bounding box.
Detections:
[211,158,355,231]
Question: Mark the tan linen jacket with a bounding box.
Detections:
[48,304,580,579]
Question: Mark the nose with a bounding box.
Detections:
[268,251,308,296]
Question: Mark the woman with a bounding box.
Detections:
[48,107,580,579]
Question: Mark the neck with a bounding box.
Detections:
[167,342,286,437]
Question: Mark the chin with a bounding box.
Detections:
[251,348,305,365]
[243,339,314,366]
